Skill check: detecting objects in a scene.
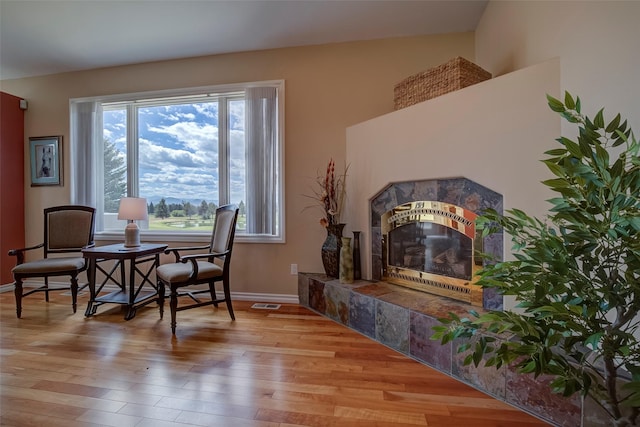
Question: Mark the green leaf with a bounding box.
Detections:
[563,139,583,158]
[578,136,593,157]
[542,178,570,189]
[584,332,603,350]
[463,354,474,366]
[543,161,566,178]
[547,94,565,112]
[564,92,575,109]
[520,360,537,374]
[605,113,621,134]
[594,108,605,128]
[545,148,569,156]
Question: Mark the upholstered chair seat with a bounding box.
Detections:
[156,261,223,283]
[12,257,87,275]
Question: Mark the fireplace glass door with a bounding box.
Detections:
[388,221,473,281]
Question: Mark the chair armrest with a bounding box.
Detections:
[178,250,230,280]
[8,243,44,265]
[164,244,211,262]
[179,250,228,263]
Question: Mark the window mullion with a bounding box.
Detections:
[127,104,139,196]
[219,97,229,205]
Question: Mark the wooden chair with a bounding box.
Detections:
[8,205,96,318]
[157,204,239,334]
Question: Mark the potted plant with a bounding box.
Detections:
[432,92,639,426]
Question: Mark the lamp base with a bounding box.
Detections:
[124,222,141,247]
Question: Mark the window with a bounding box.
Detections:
[70,81,284,243]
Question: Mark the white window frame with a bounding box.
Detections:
[70,80,285,244]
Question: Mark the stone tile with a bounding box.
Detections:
[393,181,418,205]
[353,282,397,298]
[578,374,633,426]
[324,281,350,325]
[375,299,409,354]
[371,185,397,220]
[410,312,452,374]
[451,333,507,400]
[582,394,611,426]
[349,292,376,338]
[380,286,480,319]
[370,226,382,281]
[461,178,503,214]
[410,180,438,202]
[482,287,503,311]
[506,367,581,426]
[297,274,309,307]
[437,177,467,205]
[308,277,327,314]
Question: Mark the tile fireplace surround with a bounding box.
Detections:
[371,177,503,310]
[298,275,612,427]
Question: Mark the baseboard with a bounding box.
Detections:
[234,291,299,304]
[0,281,299,304]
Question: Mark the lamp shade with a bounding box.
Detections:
[117,197,148,221]
[118,197,147,247]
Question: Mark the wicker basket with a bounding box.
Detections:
[394,57,491,110]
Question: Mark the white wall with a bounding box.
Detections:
[476,1,640,135]
[345,59,561,312]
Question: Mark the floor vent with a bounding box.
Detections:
[251,303,281,310]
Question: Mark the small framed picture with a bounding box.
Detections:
[29,136,62,186]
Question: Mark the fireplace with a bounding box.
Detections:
[381,200,483,306]
[370,177,504,310]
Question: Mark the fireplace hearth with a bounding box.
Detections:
[370,177,504,310]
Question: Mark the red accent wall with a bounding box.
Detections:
[0,92,25,285]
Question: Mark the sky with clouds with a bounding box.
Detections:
[103,100,246,207]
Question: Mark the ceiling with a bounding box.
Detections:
[0,0,488,80]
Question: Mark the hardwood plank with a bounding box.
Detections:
[0,409,105,427]
[0,396,87,420]
[1,384,126,412]
[0,292,550,426]
[75,409,141,427]
[31,379,111,398]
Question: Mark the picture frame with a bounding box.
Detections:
[29,136,62,186]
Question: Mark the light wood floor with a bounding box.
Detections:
[0,290,550,427]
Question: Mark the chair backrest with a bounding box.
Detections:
[44,205,96,256]
[210,204,239,263]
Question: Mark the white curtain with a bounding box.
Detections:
[70,101,104,229]
[245,87,278,235]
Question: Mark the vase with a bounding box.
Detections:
[352,231,361,280]
[321,223,345,278]
[339,237,354,284]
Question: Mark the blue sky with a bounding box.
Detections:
[103,100,246,206]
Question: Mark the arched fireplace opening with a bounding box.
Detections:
[370,177,504,310]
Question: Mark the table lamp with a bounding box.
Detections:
[118,197,148,247]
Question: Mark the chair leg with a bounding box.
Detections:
[223,278,235,321]
[208,282,218,308]
[14,278,23,318]
[70,275,79,313]
[170,287,178,334]
[158,281,165,319]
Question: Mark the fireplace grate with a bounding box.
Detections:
[387,271,472,295]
